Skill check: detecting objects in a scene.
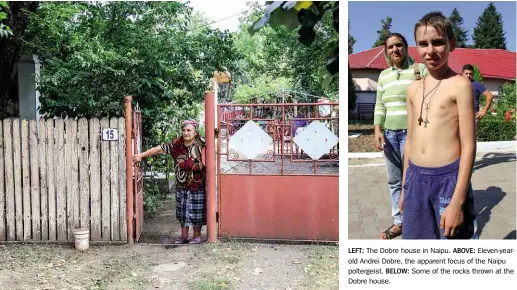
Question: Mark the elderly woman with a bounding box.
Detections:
[374,33,427,240]
[133,120,206,244]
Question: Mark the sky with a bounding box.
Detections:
[348,1,517,52]
[186,0,252,32]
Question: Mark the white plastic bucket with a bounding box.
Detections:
[74,227,90,251]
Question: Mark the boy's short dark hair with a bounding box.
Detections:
[462,64,474,71]
[414,11,455,42]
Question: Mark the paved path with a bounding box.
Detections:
[348,152,516,239]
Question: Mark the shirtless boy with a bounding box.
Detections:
[399,12,478,239]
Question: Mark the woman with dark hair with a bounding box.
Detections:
[374,33,427,239]
[133,119,206,244]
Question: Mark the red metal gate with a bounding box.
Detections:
[214,100,339,242]
[132,105,144,242]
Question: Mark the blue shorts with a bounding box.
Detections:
[402,159,478,239]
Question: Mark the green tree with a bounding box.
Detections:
[372,16,392,48]
[472,65,483,83]
[232,3,338,101]
[24,1,237,146]
[473,2,507,49]
[348,65,356,110]
[448,8,469,48]
[348,19,356,54]
[247,1,339,90]
[0,1,13,38]
[0,1,39,118]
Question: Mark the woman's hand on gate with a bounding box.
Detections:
[133,153,143,163]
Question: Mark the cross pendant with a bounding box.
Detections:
[418,117,423,126]
[423,118,430,128]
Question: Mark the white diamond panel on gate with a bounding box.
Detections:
[228,120,273,160]
[292,120,339,161]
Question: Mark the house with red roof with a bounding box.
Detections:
[349,46,516,118]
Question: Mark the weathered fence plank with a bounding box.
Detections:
[30,120,41,240]
[55,119,67,241]
[39,120,49,240]
[89,118,101,241]
[47,120,56,241]
[110,118,120,241]
[66,119,79,240]
[1,116,129,243]
[100,118,111,240]
[3,119,15,240]
[21,120,31,240]
[13,119,23,241]
[118,117,127,241]
[78,118,90,229]
[0,121,4,240]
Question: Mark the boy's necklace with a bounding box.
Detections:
[417,68,451,128]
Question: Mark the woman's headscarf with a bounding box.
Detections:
[383,33,415,69]
[182,119,199,129]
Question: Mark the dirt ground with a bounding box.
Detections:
[348,122,377,152]
[0,197,338,290]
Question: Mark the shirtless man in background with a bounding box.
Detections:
[399,11,478,239]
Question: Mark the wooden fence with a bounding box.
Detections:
[0,117,127,242]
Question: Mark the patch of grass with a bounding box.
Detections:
[188,241,249,290]
[0,244,150,289]
[348,123,377,152]
[189,277,232,290]
[302,245,339,290]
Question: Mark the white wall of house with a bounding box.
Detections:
[351,69,380,81]
[483,78,514,98]
[350,91,376,114]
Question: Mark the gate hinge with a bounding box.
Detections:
[216,212,219,223]
[214,128,219,137]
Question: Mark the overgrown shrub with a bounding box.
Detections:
[143,180,165,217]
[496,82,516,114]
[477,114,516,141]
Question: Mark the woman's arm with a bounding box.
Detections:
[133,145,165,163]
[374,74,386,150]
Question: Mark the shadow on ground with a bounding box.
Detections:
[137,196,177,244]
[473,152,516,172]
[138,195,208,244]
[503,230,516,239]
[473,186,509,238]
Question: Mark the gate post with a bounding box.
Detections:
[125,96,134,244]
[205,91,217,243]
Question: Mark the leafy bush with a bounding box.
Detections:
[477,114,516,141]
[496,82,516,114]
[143,180,165,217]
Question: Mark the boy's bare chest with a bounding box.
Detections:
[411,85,457,123]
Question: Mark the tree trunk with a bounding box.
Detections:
[0,1,39,118]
